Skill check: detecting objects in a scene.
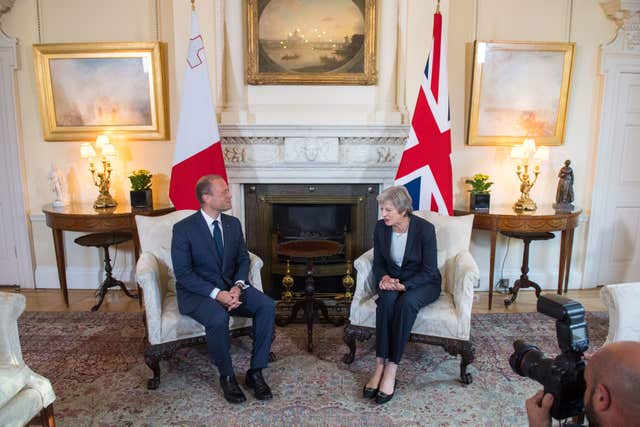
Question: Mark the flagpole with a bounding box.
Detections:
[191,0,195,11]
[436,0,440,14]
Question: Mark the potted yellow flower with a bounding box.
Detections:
[128,169,153,208]
[465,173,493,211]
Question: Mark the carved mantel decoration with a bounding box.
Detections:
[600,0,640,51]
[0,0,15,19]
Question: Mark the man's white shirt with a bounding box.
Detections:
[200,209,247,300]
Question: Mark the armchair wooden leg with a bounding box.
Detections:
[342,324,373,364]
[342,325,357,364]
[459,341,475,385]
[40,404,55,427]
[145,347,162,390]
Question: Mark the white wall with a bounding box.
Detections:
[1,0,616,292]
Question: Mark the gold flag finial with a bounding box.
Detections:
[191,0,195,11]
[436,0,440,14]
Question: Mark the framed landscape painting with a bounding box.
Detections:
[467,41,574,146]
[33,42,169,141]
[247,0,377,85]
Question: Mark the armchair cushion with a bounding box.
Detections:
[412,211,474,293]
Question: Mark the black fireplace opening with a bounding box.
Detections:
[273,203,351,265]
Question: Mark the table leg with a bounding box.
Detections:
[563,228,575,294]
[51,228,69,306]
[557,230,568,295]
[304,261,315,353]
[488,228,497,310]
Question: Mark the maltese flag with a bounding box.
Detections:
[169,9,227,210]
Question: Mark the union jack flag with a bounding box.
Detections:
[395,9,452,215]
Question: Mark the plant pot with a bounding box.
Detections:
[470,193,490,211]
[130,189,153,209]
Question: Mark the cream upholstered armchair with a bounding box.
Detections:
[343,211,479,384]
[0,293,56,427]
[599,282,640,344]
[135,210,266,389]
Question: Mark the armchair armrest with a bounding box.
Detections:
[353,248,376,302]
[600,282,640,344]
[0,292,26,366]
[135,252,164,345]
[452,250,479,336]
[248,251,264,292]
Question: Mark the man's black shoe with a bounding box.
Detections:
[245,369,273,400]
[220,375,246,404]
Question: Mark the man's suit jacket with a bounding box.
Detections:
[372,214,441,292]
[171,211,251,314]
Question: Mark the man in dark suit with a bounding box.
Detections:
[171,174,275,404]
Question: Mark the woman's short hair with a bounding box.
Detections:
[376,185,413,216]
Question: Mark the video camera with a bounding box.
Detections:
[509,294,589,420]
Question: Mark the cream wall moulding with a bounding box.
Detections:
[467,40,575,146]
[246,0,377,85]
[33,42,169,141]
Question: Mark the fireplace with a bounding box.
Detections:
[244,183,379,300]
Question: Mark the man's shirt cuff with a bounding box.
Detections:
[210,287,221,300]
[235,280,249,289]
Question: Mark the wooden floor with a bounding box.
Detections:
[18,288,606,313]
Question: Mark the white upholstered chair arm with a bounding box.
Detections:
[136,252,164,343]
[353,248,376,302]
[453,250,479,328]
[600,282,640,344]
[248,252,264,292]
[0,292,26,366]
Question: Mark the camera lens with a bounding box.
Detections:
[509,340,543,376]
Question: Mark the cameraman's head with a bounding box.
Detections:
[582,341,640,426]
[527,341,640,427]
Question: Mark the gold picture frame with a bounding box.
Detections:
[247,0,377,85]
[33,42,169,141]
[467,41,574,146]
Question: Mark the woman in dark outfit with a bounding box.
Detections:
[363,186,442,404]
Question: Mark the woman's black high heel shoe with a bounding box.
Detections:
[375,380,396,404]
[362,385,378,399]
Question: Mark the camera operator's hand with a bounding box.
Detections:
[526,390,554,427]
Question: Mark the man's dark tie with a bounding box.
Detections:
[213,220,224,268]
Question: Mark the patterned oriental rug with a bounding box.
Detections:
[18,311,608,426]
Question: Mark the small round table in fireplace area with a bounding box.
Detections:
[275,239,346,353]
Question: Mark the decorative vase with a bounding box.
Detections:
[470,193,490,211]
[130,189,153,208]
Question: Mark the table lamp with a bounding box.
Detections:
[510,138,549,212]
[80,135,117,208]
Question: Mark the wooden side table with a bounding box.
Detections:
[275,239,344,352]
[455,206,581,310]
[42,203,174,307]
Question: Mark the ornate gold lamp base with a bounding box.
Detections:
[94,191,117,209]
[513,196,537,212]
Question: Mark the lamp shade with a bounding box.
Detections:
[523,138,536,156]
[95,134,109,148]
[101,142,116,157]
[80,143,96,158]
